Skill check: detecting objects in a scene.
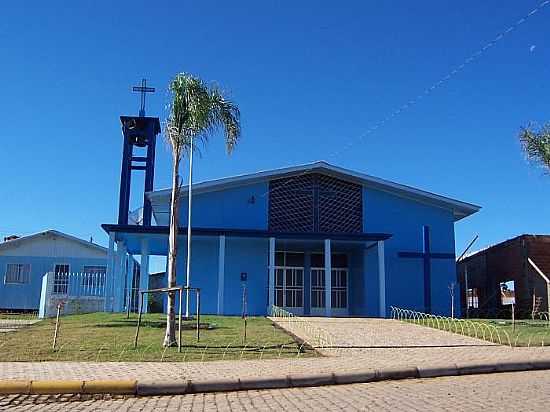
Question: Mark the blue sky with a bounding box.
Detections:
[1,1,549,265]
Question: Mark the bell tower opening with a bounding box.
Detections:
[117,79,161,226]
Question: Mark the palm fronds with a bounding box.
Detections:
[519,123,550,172]
[165,73,242,157]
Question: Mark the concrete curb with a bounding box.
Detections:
[1,360,549,396]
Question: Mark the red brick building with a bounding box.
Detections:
[457,235,550,318]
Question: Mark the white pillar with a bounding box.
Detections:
[114,241,127,312]
[140,239,150,313]
[114,242,128,312]
[126,255,134,312]
[377,240,386,317]
[217,235,226,315]
[324,239,332,317]
[105,232,115,311]
[268,237,276,311]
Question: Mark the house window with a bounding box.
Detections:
[82,265,106,288]
[5,263,30,284]
[53,264,70,294]
[467,288,479,309]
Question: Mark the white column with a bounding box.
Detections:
[324,238,332,317]
[377,240,386,317]
[105,232,115,311]
[140,239,150,313]
[126,255,134,312]
[268,237,276,311]
[114,241,127,312]
[217,235,226,315]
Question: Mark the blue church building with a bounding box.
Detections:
[101,102,479,318]
[102,120,480,317]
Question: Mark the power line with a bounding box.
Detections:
[253,0,550,200]
[153,0,549,213]
[328,0,550,161]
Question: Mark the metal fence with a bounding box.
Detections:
[0,312,39,332]
[39,272,108,318]
[269,305,339,354]
[391,306,550,347]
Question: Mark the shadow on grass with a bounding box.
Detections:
[93,320,215,330]
[175,342,299,350]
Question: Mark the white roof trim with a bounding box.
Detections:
[147,161,481,221]
[0,230,108,254]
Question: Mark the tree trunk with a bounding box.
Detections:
[163,152,181,347]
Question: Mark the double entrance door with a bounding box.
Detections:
[274,251,348,316]
[274,266,304,315]
[310,267,348,316]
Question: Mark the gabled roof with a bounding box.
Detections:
[462,234,550,261]
[147,161,481,221]
[0,229,108,254]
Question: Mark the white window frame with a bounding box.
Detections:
[53,263,70,295]
[274,266,304,311]
[4,263,31,285]
[331,268,348,310]
[467,287,479,309]
[273,251,305,314]
[311,268,326,309]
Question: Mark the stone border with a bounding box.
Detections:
[1,360,549,396]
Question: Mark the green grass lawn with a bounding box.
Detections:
[468,318,550,347]
[0,312,318,362]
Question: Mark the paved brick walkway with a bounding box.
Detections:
[282,317,496,349]
[1,318,550,382]
[2,370,549,411]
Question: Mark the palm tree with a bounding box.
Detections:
[519,123,550,172]
[163,73,241,347]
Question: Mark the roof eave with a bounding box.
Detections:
[145,161,481,218]
[0,230,108,254]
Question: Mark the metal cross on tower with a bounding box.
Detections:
[398,226,456,313]
[132,78,155,117]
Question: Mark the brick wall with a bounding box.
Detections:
[457,235,550,318]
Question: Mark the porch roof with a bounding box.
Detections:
[101,224,391,255]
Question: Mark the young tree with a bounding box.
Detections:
[519,123,550,171]
[163,73,241,346]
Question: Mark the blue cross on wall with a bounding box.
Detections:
[398,226,455,313]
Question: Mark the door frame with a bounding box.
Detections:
[310,267,349,316]
[274,265,304,315]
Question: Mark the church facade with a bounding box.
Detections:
[102,161,480,318]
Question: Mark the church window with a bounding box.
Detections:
[268,173,362,234]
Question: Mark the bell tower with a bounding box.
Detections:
[118,79,161,226]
